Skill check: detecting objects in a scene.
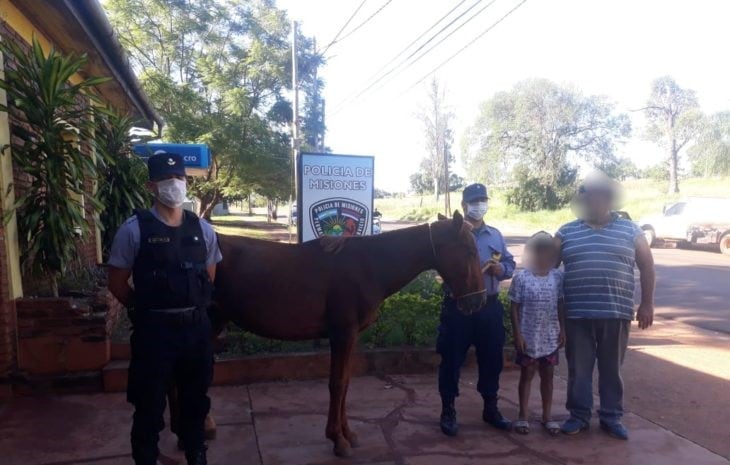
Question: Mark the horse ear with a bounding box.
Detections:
[437,213,447,221]
[452,210,464,230]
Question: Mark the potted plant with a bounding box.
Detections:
[0,36,122,377]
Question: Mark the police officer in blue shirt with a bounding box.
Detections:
[438,183,516,436]
[107,152,222,465]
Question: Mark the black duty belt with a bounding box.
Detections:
[135,306,203,326]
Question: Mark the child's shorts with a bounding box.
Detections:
[515,350,559,368]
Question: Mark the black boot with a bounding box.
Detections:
[185,448,207,465]
[482,394,511,431]
[440,397,458,436]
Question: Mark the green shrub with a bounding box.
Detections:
[506,167,577,211]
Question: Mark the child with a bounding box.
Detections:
[509,231,565,435]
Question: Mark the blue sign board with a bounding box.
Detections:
[133,143,210,168]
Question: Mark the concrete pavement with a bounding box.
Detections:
[2,362,728,465]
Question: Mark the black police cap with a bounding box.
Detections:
[147,152,186,181]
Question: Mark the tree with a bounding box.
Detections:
[643,76,703,193]
[105,0,323,219]
[463,79,630,210]
[688,111,730,177]
[417,79,454,206]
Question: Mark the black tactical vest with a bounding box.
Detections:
[132,209,213,311]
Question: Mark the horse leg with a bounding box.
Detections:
[326,328,357,457]
[340,364,359,448]
[202,307,227,441]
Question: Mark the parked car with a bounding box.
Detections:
[687,222,730,255]
[637,197,730,247]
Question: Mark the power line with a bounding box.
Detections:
[402,0,529,95]
[335,0,396,44]
[321,0,369,56]
[329,0,470,112]
[332,0,500,114]
[356,0,498,101]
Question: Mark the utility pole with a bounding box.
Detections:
[288,20,299,243]
[442,136,450,217]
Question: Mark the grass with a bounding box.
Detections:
[376,177,730,233]
[210,212,296,241]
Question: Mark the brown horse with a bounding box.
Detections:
[175,212,485,457]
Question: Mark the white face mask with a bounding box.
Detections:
[156,178,187,208]
[466,201,488,220]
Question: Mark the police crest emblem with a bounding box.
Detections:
[310,198,369,238]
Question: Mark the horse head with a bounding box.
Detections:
[431,211,486,313]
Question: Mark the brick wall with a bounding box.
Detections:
[15,289,122,375]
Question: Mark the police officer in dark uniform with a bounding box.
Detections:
[438,183,516,436]
[108,152,222,465]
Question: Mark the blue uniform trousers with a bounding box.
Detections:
[127,309,213,465]
[437,296,505,399]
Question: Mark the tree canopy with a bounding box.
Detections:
[643,76,702,193]
[462,79,630,210]
[688,111,730,178]
[410,79,456,212]
[105,0,325,217]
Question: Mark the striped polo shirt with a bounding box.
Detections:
[556,216,642,320]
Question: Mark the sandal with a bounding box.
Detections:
[513,419,530,435]
[542,420,561,436]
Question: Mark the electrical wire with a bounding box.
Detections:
[401,0,529,96]
[354,0,498,101]
[335,0,396,44]
[321,0,369,56]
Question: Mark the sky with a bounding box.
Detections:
[278,0,730,192]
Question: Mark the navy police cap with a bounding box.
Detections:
[147,151,186,181]
[462,183,489,202]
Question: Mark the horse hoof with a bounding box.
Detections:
[346,432,360,448]
[205,416,217,440]
[333,440,353,458]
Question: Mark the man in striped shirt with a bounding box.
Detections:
[556,174,655,440]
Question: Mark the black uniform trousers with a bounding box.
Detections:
[127,309,213,465]
[437,295,505,399]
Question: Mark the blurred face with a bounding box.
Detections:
[579,188,612,222]
[530,246,557,272]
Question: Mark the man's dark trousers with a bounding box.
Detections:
[438,296,505,399]
[127,309,213,465]
[565,318,629,426]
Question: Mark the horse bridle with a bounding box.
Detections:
[428,223,486,303]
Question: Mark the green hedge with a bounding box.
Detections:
[221,272,514,356]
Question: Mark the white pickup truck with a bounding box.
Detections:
[637,198,730,255]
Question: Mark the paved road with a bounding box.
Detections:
[648,245,730,333]
[383,221,730,334]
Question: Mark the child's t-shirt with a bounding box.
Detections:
[508,268,563,359]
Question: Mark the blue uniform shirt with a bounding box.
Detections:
[108,206,223,269]
[472,224,515,295]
